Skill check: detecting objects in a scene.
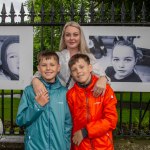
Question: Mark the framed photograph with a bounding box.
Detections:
[0,26,33,89]
[82,26,150,92]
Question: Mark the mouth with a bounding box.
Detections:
[117,70,126,73]
[69,42,76,45]
[77,75,84,79]
[45,72,53,75]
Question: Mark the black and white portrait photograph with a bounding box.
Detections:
[0,36,20,81]
[0,27,33,89]
[82,26,150,92]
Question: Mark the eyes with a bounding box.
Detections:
[65,32,79,38]
[113,57,133,62]
[71,65,84,73]
[8,54,18,59]
[41,63,55,67]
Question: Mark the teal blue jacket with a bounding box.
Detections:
[16,77,72,150]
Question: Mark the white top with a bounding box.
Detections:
[34,49,106,89]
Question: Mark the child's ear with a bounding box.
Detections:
[89,64,93,72]
[58,64,61,72]
[37,65,40,73]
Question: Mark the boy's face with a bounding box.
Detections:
[38,57,60,83]
[112,45,137,79]
[70,58,92,85]
[7,43,19,76]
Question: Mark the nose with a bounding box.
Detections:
[70,34,74,40]
[118,61,125,68]
[76,68,82,74]
[46,65,50,70]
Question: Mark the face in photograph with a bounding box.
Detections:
[7,43,19,76]
[112,44,137,79]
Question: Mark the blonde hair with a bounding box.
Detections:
[59,21,90,53]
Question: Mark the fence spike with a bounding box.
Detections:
[121,2,126,23]
[70,1,75,21]
[49,5,55,23]
[29,2,35,23]
[131,2,135,23]
[9,3,16,23]
[89,1,95,23]
[60,2,65,23]
[110,1,115,23]
[99,1,105,23]
[19,3,26,23]
[79,2,85,23]
[39,4,45,23]
[1,3,7,23]
[141,1,146,23]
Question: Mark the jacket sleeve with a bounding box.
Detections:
[16,87,45,127]
[66,90,74,150]
[86,85,118,138]
[64,99,72,150]
[32,71,41,79]
[66,90,74,119]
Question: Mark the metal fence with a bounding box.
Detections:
[0,1,150,137]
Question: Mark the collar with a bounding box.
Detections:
[74,75,98,91]
[40,76,62,90]
[77,78,92,88]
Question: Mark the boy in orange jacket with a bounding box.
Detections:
[67,54,118,150]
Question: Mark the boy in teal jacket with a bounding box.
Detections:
[16,51,72,150]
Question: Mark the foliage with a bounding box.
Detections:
[23,0,150,71]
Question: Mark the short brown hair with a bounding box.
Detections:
[68,54,90,69]
[37,51,59,64]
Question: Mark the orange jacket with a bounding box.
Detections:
[67,75,118,150]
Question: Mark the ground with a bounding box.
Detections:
[0,136,150,150]
[114,137,150,150]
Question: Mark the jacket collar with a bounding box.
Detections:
[40,76,62,90]
[74,75,98,91]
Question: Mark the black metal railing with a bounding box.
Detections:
[0,1,150,137]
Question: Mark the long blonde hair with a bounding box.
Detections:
[59,21,90,53]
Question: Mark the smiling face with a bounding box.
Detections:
[64,26,81,51]
[70,58,92,85]
[112,45,137,79]
[6,43,19,76]
[38,57,60,83]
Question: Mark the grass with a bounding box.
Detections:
[115,92,150,102]
[0,91,149,133]
[0,90,22,95]
[0,98,20,122]
[117,108,149,131]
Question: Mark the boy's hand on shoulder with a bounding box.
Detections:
[35,91,49,106]
[72,130,83,146]
[32,77,47,96]
[92,76,107,97]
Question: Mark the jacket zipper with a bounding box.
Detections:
[107,133,113,146]
[85,89,94,150]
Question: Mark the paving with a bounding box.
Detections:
[0,136,150,150]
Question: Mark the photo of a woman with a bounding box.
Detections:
[0,36,19,80]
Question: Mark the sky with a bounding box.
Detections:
[0,0,27,22]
